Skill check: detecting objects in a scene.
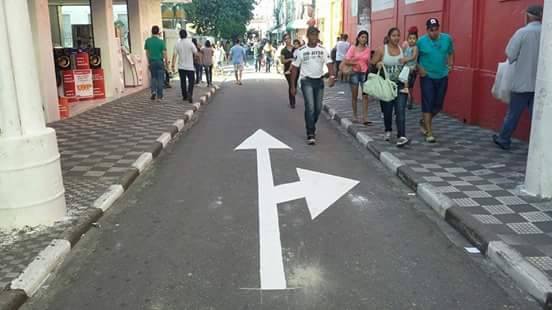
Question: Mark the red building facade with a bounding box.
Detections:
[364,0,543,140]
[343,0,371,43]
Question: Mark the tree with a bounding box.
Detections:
[184,0,256,39]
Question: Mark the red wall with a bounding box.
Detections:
[342,0,358,42]
[368,0,543,140]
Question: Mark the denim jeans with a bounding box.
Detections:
[266,56,272,72]
[300,78,325,136]
[381,92,408,138]
[255,57,262,72]
[149,60,165,98]
[178,69,195,100]
[496,92,534,146]
[204,65,213,85]
[195,64,203,83]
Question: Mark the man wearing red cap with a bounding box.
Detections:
[417,18,454,143]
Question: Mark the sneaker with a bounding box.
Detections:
[384,131,392,141]
[157,97,164,103]
[396,137,409,147]
[419,119,428,136]
[307,135,316,145]
[492,134,510,150]
[425,135,436,143]
[150,94,156,100]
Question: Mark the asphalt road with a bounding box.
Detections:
[23,74,539,310]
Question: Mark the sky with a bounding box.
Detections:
[253,0,274,19]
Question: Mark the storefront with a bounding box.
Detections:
[342,0,371,43]
[369,0,544,140]
[27,0,163,123]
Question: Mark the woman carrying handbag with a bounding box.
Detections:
[370,27,410,147]
[343,31,372,125]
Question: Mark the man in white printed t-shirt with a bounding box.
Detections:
[290,26,336,145]
[172,29,197,103]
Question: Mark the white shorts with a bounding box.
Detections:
[234,63,244,72]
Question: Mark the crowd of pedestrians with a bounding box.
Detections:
[143,3,542,148]
[144,26,227,103]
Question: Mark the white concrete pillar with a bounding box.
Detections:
[0,0,66,228]
[91,0,123,97]
[28,0,60,123]
[525,1,552,198]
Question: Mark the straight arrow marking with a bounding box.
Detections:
[235,129,359,290]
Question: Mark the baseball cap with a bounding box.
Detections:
[527,5,543,19]
[307,26,320,35]
[426,18,440,29]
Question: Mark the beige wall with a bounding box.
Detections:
[128,0,162,88]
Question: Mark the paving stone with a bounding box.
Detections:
[0,83,214,289]
[323,83,552,277]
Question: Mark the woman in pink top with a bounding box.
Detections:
[344,31,371,125]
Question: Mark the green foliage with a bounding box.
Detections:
[184,0,256,39]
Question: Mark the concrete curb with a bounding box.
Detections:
[380,152,404,175]
[0,86,220,310]
[131,153,153,173]
[62,208,103,246]
[323,102,552,308]
[10,239,71,297]
[488,241,552,308]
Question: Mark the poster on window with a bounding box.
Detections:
[372,0,394,12]
[74,70,94,98]
[358,0,371,27]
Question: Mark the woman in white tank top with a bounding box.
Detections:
[370,27,410,147]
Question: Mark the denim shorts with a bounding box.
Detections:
[420,76,448,114]
[349,71,367,86]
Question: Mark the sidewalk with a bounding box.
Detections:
[0,81,220,301]
[323,83,552,305]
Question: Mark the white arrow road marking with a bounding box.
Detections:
[235,129,359,290]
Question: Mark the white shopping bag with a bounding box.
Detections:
[398,66,410,83]
[492,61,514,104]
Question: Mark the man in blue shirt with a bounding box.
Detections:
[417,18,454,143]
[493,5,542,150]
[230,39,246,85]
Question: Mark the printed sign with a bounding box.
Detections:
[74,70,94,98]
[372,0,394,12]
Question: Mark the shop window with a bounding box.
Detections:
[113,0,131,52]
[49,0,93,49]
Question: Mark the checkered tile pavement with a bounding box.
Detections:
[324,83,552,277]
[0,83,213,289]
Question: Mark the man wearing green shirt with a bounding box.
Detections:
[417,18,454,143]
[144,25,167,101]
